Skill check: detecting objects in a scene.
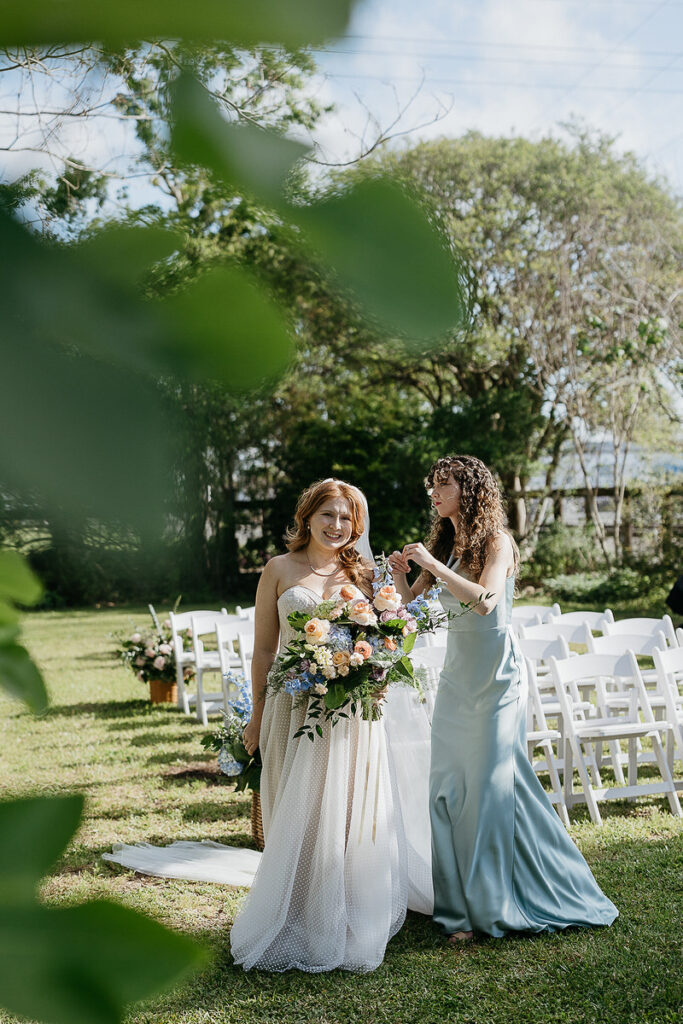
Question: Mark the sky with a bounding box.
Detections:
[0,0,681,206]
[308,0,683,194]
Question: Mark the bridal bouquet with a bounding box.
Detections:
[269,557,445,741]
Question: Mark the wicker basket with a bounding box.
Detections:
[251,791,265,851]
[149,679,178,704]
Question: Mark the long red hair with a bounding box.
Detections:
[285,479,372,593]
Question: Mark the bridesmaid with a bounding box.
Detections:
[389,455,618,943]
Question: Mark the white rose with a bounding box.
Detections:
[152,655,166,670]
[349,652,364,667]
[304,617,332,645]
[159,643,172,655]
[130,632,142,643]
[313,683,328,695]
[322,666,337,680]
[337,664,350,677]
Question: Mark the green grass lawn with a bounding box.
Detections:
[2,606,682,1024]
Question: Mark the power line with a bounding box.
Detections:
[321,71,683,93]
[337,35,681,58]
[318,46,683,72]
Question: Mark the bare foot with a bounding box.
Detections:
[447,930,474,944]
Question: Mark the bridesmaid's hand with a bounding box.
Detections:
[402,542,439,574]
[388,550,411,574]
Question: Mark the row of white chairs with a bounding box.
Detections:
[169,607,255,725]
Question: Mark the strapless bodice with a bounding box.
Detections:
[276,586,322,650]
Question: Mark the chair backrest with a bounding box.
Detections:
[170,609,222,659]
[516,635,569,666]
[678,627,683,648]
[604,615,677,646]
[652,645,683,689]
[549,649,655,724]
[548,609,614,631]
[236,605,256,621]
[511,603,561,625]
[586,631,668,657]
[518,620,587,644]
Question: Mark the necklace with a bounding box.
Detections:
[306,554,340,578]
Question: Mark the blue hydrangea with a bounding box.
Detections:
[218,747,244,777]
[225,672,253,720]
[329,624,353,649]
[284,672,316,696]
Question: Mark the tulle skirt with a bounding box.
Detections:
[230,684,433,972]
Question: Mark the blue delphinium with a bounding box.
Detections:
[225,671,253,720]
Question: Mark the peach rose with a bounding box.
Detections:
[373,584,402,613]
[304,617,331,645]
[348,599,377,627]
[354,640,373,661]
[322,666,337,680]
[384,637,398,652]
[337,664,350,677]
[332,650,351,667]
[340,584,357,602]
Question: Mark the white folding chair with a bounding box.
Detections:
[524,656,569,827]
[216,619,250,708]
[603,615,677,647]
[170,609,229,715]
[236,604,256,621]
[677,627,683,648]
[192,612,234,725]
[652,645,683,781]
[519,620,588,647]
[548,609,614,634]
[549,650,682,825]
[237,625,256,681]
[511,603,561,634]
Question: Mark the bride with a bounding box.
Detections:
[232,478,432,972]
[104,478,433,973]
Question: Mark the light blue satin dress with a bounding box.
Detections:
[430,568,618,937]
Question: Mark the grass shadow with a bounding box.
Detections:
[44,699,154,719]
[131,731,196,748]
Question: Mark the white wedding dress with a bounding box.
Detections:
[230,585,433,972]
[104,489,435,972]
[104,585,434,973]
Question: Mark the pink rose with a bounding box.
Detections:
[402,618,418,636]
[144,646,157,659]
[159,643,172,655]
[130,632,142,644]
[152,655,166,670]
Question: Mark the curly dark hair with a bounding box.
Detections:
[420,454,519,588]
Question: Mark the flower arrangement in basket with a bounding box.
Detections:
[202,673,263,848]
[114,602,194,704]
[268,556,457,740]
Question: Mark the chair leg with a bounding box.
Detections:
[607,739,625,786]
[195,670,208,727]
[563,737,574,809]
[627,737,637,800]
[544,741,569,827]
[574,737,602,825]
[651,733,682,818]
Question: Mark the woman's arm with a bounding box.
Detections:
[402,534,513,616]
[242,559,281,755]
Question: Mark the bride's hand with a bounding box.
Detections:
[242,717,260,757]
[402,542,438,573]
[388,550,411,574]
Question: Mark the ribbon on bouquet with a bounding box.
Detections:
[358,716,382,845]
